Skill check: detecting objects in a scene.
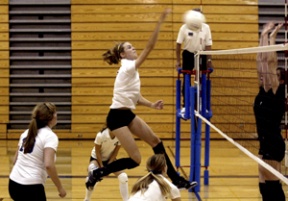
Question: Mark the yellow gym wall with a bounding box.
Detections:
[70,0,259,139]
[0,0,259,139]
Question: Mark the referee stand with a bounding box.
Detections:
[175,67,213,196]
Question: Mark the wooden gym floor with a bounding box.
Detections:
[0,139,287,201]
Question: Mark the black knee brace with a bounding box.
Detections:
[259,183,268,201]
[265,180,285,201]
[94,157,139,177]
[107,158,139,172]
[153,141,166,154]
[153,141,179,182]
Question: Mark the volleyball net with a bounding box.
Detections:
[174,43,288,193]
[193,43,288,185]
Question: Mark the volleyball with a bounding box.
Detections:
[183,10,206,31]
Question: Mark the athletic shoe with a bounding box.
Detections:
[85,170,102,190]
[173,176,197,190]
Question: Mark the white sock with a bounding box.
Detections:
[119,181,129,201]
[118,173,129,201]
[84,184,94,201]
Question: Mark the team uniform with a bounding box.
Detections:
[90,128,121,162]
[253,84,285,162]
[9,126,58,201]
[84,128,129,201]
[128,175,181,201]
[107,59,138,131]
[176,23,212,71]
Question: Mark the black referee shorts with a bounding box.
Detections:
[182,50,207,71]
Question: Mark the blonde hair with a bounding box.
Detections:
[23,102,56,154]
[131,154,171,196]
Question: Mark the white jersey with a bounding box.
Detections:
[9,126,58,185]
[176,23,212,52]
[91,128,121,161]
[128,175,180,201]
[110,59,140,109]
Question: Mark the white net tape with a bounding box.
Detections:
[196,112,288,185]
[197,43,288,55]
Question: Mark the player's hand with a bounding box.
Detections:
[152,100,164,110]
[58,187,66,198]
[176,61,181,69]
[159,8,172,22]
[207,61,213,69]
[262,22,274,35]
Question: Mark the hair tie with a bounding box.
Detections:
[117,43,123,59]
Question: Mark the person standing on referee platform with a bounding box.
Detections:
[176,8,213,116]
[85,8,197,191]
[254,22,286,201]
[128,154,181,201]
[8,102,66,201]
[84,127,129,201]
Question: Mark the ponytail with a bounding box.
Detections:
[131,172,171,196]
[24,118,38,154]
[131,154,171,196]
[23,103,56,154]
[102,42,124,65]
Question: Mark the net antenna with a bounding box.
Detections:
[195,43,288,184]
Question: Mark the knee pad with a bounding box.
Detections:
[88,163,98,172]
[265,180,285,201]
[118,172,128,183]
[127,158,140,169]
[153,141,166,154]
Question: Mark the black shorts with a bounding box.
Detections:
[258,135,285,162]
[182,50,207,71]
[106,109,136,131]
[9,179,46,201]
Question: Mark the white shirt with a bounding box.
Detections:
[9,126,58,185]
[91,128,120,161]
[110,59,140,109]
[128,175,181,201]
[176,23,212,52]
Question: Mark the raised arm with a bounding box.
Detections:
[135,9,171,69]
[258,23,283,93]
[268,23,283,93]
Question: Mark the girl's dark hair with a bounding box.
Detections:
[23,102,56,154]
[102,42,125,65]
[131,154,171,196]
